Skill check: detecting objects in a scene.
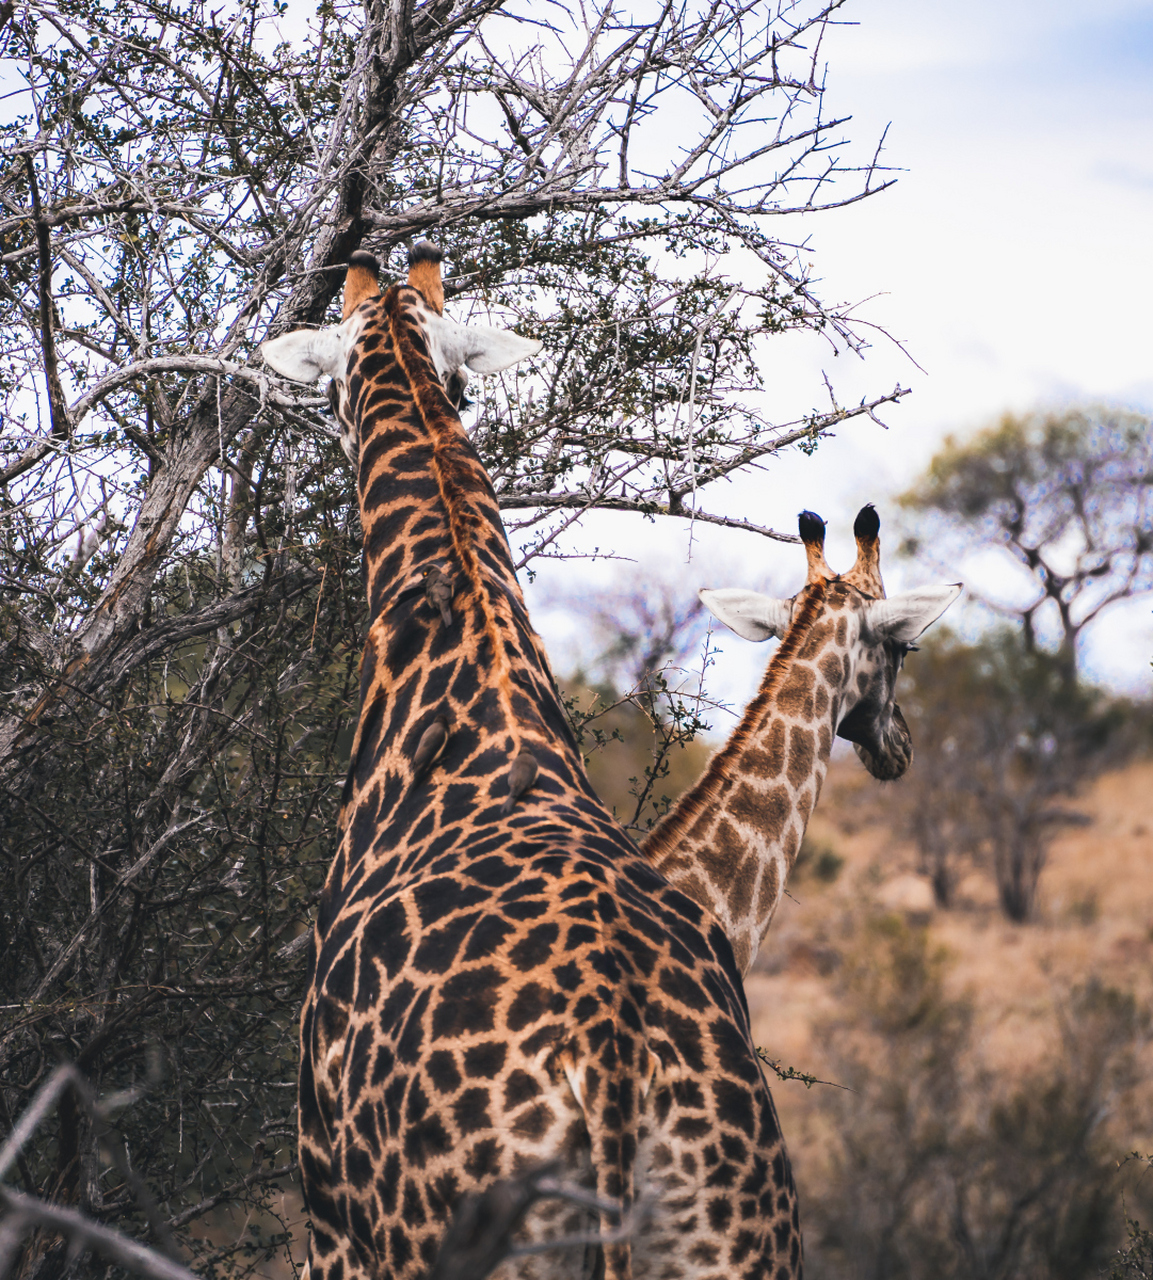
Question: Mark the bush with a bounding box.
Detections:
[798,914,1151,1280]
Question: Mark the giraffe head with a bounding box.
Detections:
[261,243,540,462]
[700,506,960,780]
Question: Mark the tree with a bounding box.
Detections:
[1,0,903,1272]
[898,407,1153,687]
[896,629,1135,920]
[895,408,1153,920]
[554,566,716,833]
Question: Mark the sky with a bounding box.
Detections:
[528,0,1153,707]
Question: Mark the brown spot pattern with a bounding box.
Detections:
[786,725,815,791]
[292,257,805,1280]
[757,860,780,915]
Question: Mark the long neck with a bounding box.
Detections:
[356,285,522,622]
[334,285,585,874]
[641,584,842,975]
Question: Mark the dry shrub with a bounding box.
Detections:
[798,914,1152,1280]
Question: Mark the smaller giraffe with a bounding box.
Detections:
[642,506,960,975]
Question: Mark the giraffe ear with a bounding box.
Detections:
[424,313,542,376]
[262,328,344,382]
[864,583,962,643]
[699,588,792,642]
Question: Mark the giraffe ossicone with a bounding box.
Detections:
[642,508,960,976]
[263,259,539,466]
[264,246,805,1280]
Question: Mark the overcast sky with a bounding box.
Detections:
[529,0,1153,704]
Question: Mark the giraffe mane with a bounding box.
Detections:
[383,283,518,735]
[640,580,829,864]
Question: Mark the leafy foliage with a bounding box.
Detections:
[895,407,1153,920]
[1111,1156,1153,1280]
[899,407,1153,680]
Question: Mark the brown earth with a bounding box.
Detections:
[748,755,1153,1168]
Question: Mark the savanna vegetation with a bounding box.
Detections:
[1,0,901,1274]
[1,0,1151,1270]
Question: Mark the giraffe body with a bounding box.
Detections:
[642,508,960,976]
[263,254,803,1280]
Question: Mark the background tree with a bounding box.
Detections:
[898,407,1153,688]
[895,628,1138,919]
[552,566,715,833]
[0,0,902,1273]
[893,407,1153,920]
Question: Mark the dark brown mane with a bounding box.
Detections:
[640,580,829,864]
[383,283,520,730]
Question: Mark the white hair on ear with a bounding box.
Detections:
[864,584,962,643]
[424,313,541,379]
[699,588,792,643]
[262,329,344,383]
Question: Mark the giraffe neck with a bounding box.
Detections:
[332,284,581,885]
[641,583,844,974]
[356,284,520,627]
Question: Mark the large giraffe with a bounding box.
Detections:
[263,247,808,1280]
[641,507,961,975]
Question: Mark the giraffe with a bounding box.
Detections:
[262,246,807,1280]
[640,505,961,976]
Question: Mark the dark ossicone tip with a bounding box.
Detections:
[408,241,444,266]
[853,503,880,540]
[798,510,826,543]
[348,250,380,273]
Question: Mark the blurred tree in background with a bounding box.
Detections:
[899,407,1153,687]
[895,408,1153,920]
[0,0,901,1273]
[895,628,1146,920]
[556,566,716,833]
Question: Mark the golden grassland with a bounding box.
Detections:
[751,754,1153,1257]
[751,757,1153,1084]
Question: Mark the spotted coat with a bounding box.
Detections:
[643,507,960,976]
[262,249,804,1280]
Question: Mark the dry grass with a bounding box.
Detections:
[748,756,1153,1192]
[236,757,1153,1278]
